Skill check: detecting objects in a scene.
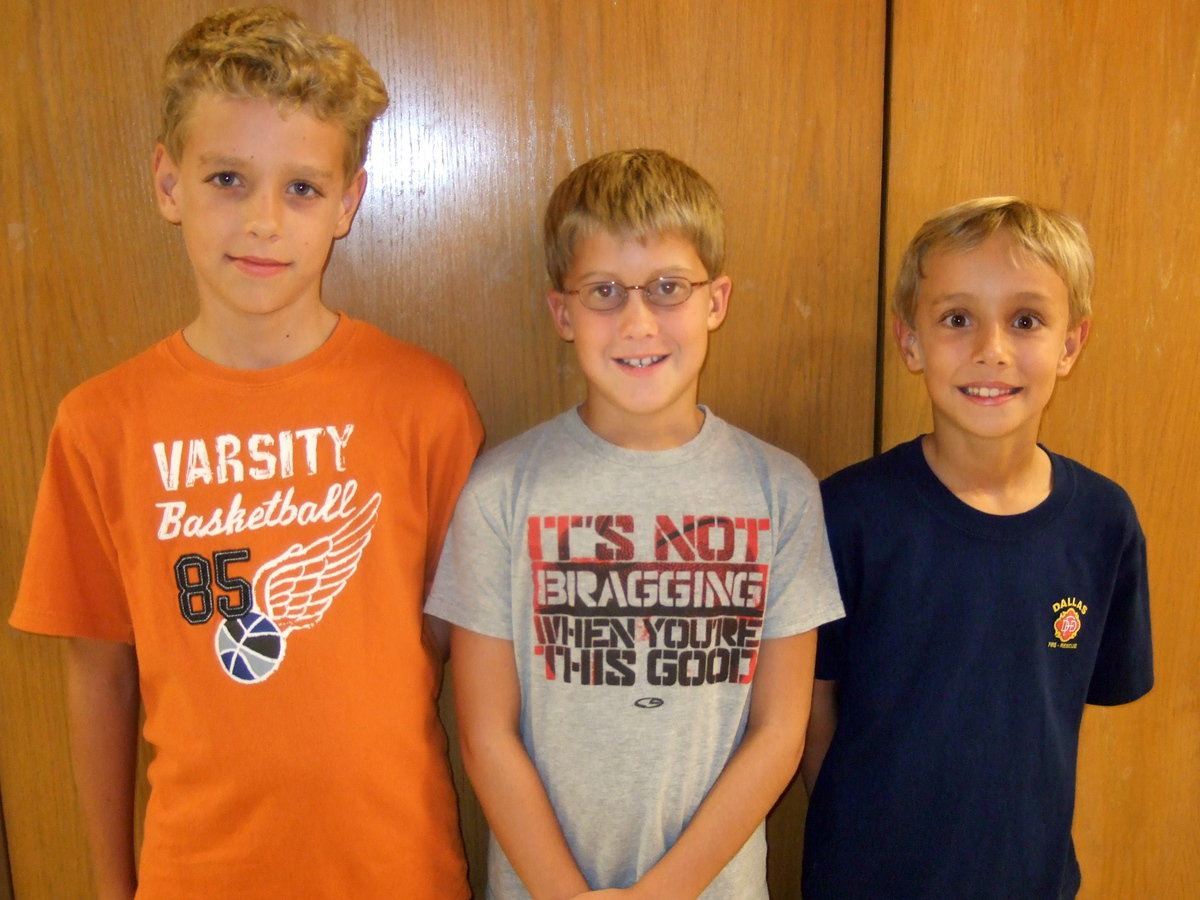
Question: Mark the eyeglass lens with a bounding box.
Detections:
[576,277,703,310]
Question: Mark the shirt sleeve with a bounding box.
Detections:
[419,379,485,595]
[761,459,844,640]
[426,464,515,640]
[1086,510,1153,705]
[10,408,134,642]
[812,475,858,681]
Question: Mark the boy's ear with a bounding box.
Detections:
[706,275,732,331]
[546,289,574,341]
[893,315,924,372]
[334,168,369,239]
[152,144,183,225]
[1057,317,1092,376]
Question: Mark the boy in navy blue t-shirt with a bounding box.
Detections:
[800,197,1153,899]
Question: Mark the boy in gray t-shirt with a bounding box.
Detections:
[428,149,843,899]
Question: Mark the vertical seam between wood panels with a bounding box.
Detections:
[0,780,14,900]
[873,0,896,457]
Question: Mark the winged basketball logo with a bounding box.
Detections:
[214,493,382,683]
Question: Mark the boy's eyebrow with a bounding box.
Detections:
[196,152,254,169]
[573,264,697,283]
[928,289,1059,305]
[194,153,338,181]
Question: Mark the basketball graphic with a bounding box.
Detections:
[212,492,382,683]
[216,611,284,684]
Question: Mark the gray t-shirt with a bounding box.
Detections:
[429,408,843,898]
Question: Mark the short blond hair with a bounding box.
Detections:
[893,197,1094,326]
[159,5,388,181]
[544,149,725,290]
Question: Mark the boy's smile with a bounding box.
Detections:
[152,94,366,364]
[896,228,1089,449]
[547,231,730,450]
[232,256,290,277]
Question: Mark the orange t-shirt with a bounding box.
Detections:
[11,315,482,899]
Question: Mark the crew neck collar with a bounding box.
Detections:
[162,312,357,388]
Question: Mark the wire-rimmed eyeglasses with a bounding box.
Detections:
[564,277,711,312]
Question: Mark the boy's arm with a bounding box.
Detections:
[66,637,140,900]
[800,677,838,793]
[451,625,591,899]
[423,612,451,661]
[602,630,817,900]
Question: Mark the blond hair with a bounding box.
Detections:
[159,5,388,181]
[893,197,1094,326]
[544,149,725,289]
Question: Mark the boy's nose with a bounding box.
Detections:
[618,291,659,338]
[245,191,282,239]
[974,322,1011,365]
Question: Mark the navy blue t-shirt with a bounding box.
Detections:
[802,437,1153,900]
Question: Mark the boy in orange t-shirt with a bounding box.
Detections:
[9,7,481,898]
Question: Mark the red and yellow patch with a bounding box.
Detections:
[1054,607,1082,643]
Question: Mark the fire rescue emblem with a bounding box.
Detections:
[1054,607,1082,643]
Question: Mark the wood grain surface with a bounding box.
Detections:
[0,2,882,897]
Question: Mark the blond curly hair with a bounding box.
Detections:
[159,5,388,181]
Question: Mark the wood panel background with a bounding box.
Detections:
[0,1,883,897]
[883,2,1200,898]
[4,0,1196,897]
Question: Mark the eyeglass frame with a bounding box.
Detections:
[563,277,712,312]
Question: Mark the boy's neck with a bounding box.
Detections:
[920,431,1052,515]
[183,305,340,370]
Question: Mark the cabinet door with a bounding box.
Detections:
[883,2,1200,897]
[0,2,884,898]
